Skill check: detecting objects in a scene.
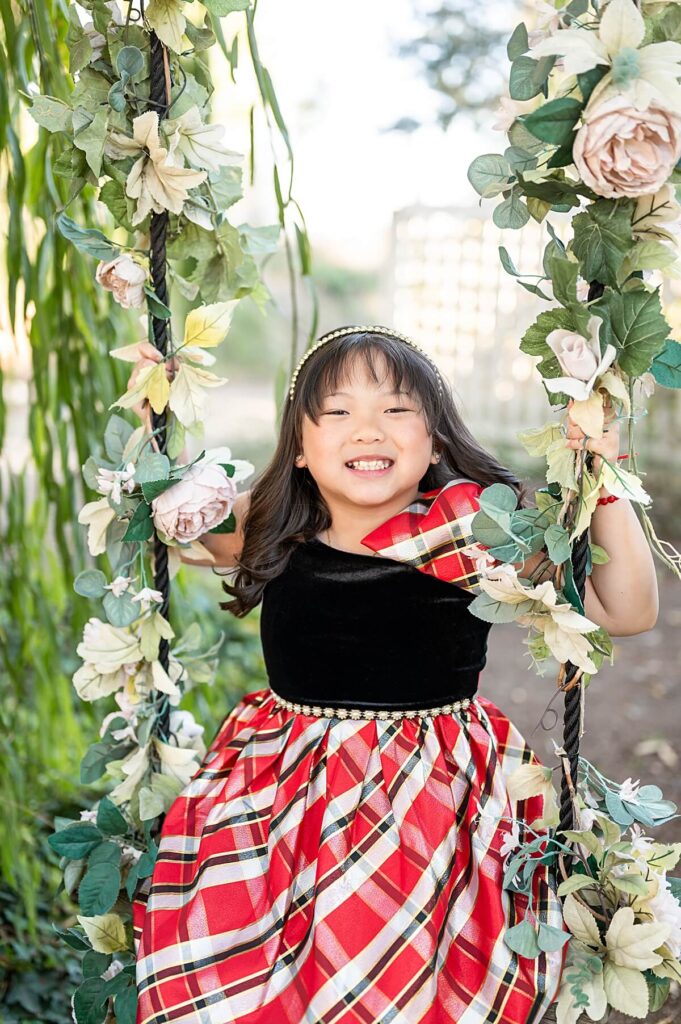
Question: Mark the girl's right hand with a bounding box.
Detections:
[127,342,179,432]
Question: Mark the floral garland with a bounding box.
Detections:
[32,3,290,1022]
[466,1,681,1019]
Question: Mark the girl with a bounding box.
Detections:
[130,326,658,1024]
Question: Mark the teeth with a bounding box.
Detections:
[347,460,392,470]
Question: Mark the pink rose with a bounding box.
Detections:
[95,254,147,309]
[573,97,681,199]
[151,461,237,543]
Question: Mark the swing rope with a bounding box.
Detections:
[556,279,605,862]
[148,30,172,745]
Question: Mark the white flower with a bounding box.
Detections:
[82,20,107,61]
[106,111,207,227]
[458,541,498,575]
[577,805,597,830]
[527,0,564,47]
[544,315,618,400]
[164,105,242,172]
[131,587,164,604]
[96,255,147,310]
[531,0,681,114]
[620,776,642,802]
[79,808,98,823]
[169,708,205,746]
[104,575,134,597]
[629,822,657,855]
[96,462,136,504]
[646,872,681,957]
[78,497,117,556]
[500,820,521,858]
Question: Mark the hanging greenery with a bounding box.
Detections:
[10,2,316,1022]
[465,1,681,1020]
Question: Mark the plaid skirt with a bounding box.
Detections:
[133,686,567,1024]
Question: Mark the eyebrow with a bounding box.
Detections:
[325,389,411,397]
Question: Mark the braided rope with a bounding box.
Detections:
[148,31,172,743]
[555,279,605,868]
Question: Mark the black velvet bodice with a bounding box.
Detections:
[260,538,492,710]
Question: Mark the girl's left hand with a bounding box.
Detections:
[565,396,621,477]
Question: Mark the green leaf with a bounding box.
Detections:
[88,841,123,868]
[135,452,170,483]
[72,977,107,1024]
[557,873,596,897]
[504,919,541,957]
[108,80,126,113]
[57,213,117,260]
[208,510,236,533]
[521,97,582,146]
[493,191,530,229]
[577,65,608,105]
[544,523,571,565]
[507,22,529,61]
[29,95,73,133]
[114,984,138,1024]
[509,55,555,101]
[537,922,571,952]
[99,179,136,233]
[468,591,535,624]
[67,5,94,75]
[103,590,139,628]
[520,307,576,357]
[122,501,154,542]
[467,153,513,198]
[547,254,579,309]
[607,288,669,377]
[116,45,144,78]
[96,797,129,836]
[651,338,681,387]
[73,108,108,178]
[81,743,114,784]
[79,862,122,916]
[202,0,251,11]
[48,824,103,860]
[53,924,91,951]
[144,287,172,319]
[74,569,108,598]
[82,950,112,979]
[141,477,177,502]
[209,163,244,211]
[104,413,135,462]
[572,199,635,288]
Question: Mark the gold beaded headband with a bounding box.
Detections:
[287,324,445,402]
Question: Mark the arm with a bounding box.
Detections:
[514,397,658,637]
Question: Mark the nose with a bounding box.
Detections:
[351,414,385,443]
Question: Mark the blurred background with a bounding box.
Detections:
[1,1,680,1020]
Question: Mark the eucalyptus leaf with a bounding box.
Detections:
[509,55,555,101]
[57,213,117,261]
[104,414,135,463]
[503,919,541,957]
[493,192,530,229]
[467,154,513,198]
[103,590,139,628]
[507,22,529,61]
[74,569,108,598]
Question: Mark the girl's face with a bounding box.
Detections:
[296,351,438,513]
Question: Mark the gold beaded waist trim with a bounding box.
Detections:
[267,686,477,721]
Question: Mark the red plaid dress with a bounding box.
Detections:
[133,479,567,1024]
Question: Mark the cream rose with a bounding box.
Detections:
[95,254,147,309]
[151,461,237,543]
[573,96,681,199]
[545,315,617,401]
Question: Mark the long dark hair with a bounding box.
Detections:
[219,328,532,616]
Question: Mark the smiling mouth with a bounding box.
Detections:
[345,458,394,473]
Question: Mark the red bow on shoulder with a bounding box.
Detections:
[360,478,500,594]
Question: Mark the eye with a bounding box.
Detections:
[386,407,411,413]
[322,409,347,415]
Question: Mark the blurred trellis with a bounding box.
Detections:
[389,203,681,473]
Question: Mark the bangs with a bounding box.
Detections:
[297,332,442,429]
